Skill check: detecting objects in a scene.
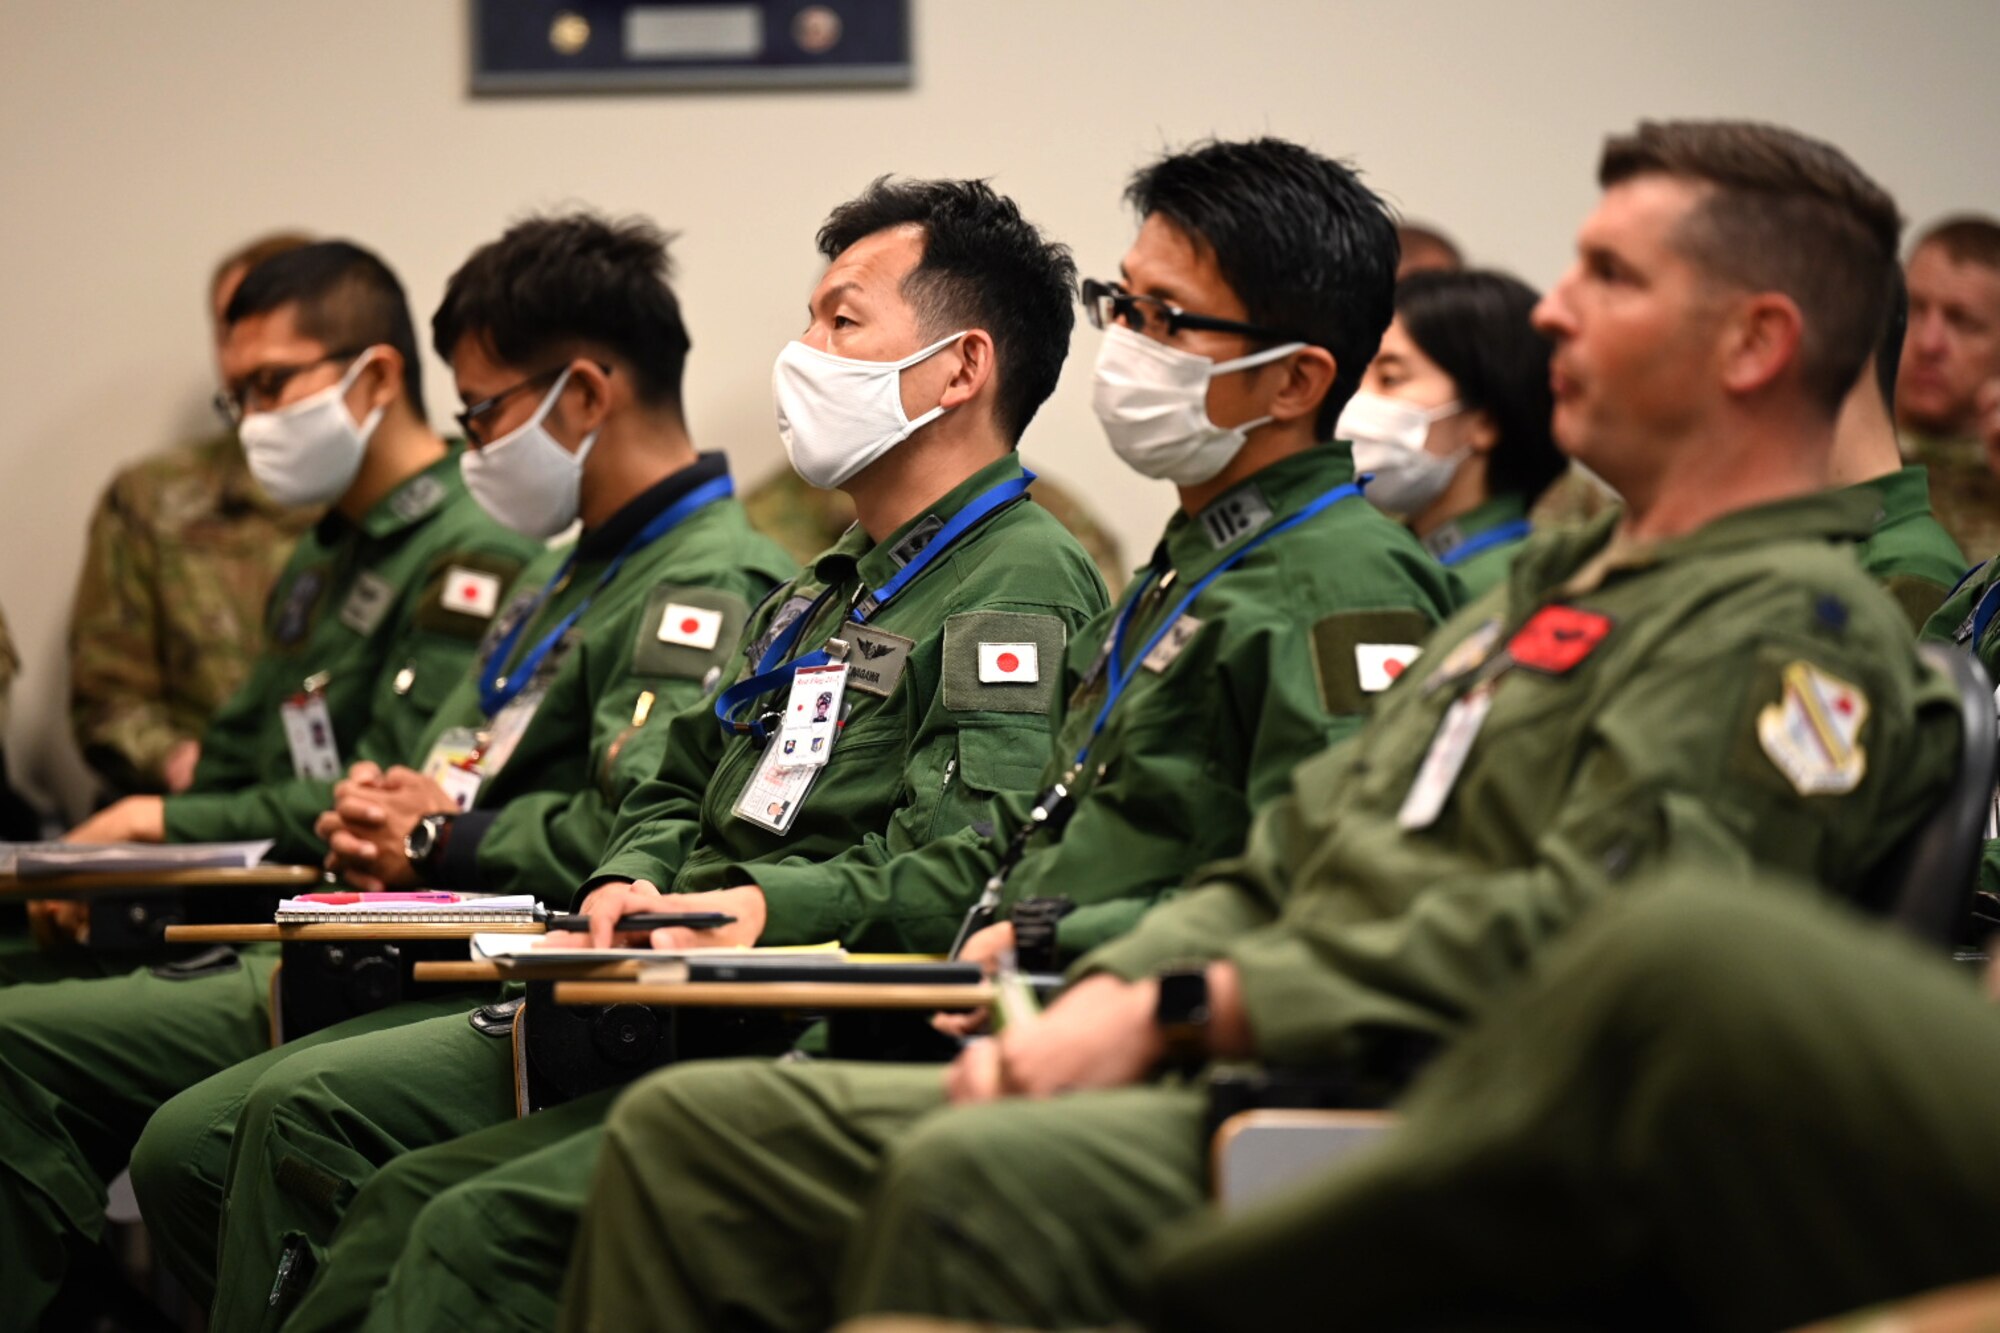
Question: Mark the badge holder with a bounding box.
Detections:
[733,644,852,835]
[280,671,343,780]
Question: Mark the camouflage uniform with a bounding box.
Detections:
[1900,430,2000,566]
[68,432,321,794]
[1527,463,1620,530]
[744,464,1129,593]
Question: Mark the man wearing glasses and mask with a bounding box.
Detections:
[0,239,538,1329]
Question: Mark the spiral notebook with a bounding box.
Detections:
[273,894,541,925]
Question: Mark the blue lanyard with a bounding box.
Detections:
[713,470,1034,739]
[1439,518,1532,567]
[477,474,734,717]
[1076,480,1365,768]
[1969,574,2000,649]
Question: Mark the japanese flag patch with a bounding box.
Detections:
[441,567,501,619]
[1354,643,1421,693]
[1757,661,1868,795]
[977,642,1040,684]
[658,603,724,651]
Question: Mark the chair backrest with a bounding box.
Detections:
[1882,643,1998,945]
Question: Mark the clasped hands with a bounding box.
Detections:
[315,762,458,891]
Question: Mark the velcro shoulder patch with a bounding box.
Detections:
[1755,659,1869,796]
[942,611,1068,715]
[413,550,528,639]
[632,585,752,680]
[1310,608,1437,715]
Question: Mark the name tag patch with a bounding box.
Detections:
[337,571,395,636]
[1199,485,1274,549]
[977,642,1039,684]
[658,602,723,651]
[840,621,915,698]
[1506,605,1612,675]
[1142,615,1203,674]
[441,567,502,619]
[1354,642,1420,693]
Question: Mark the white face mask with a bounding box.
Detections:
[1090,324,1305,486]
[460,366,600,539]
[1339,390,1467,517]
[238,350,386,508]
[772,331,966,490]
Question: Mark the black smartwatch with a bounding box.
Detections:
[1008,896,1075,973]
[1154,967,1212,1068]
[403,813,456,879]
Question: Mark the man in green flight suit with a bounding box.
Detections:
[0,239,541,1329]
[146,177,1109,1331]
[114,209,797,1308]
[259,136,1467,1333]
[556,119,1964,1333]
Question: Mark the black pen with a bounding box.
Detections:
[540,911,737,934]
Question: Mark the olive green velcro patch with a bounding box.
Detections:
[941,611,1068,715]
[632,585,752,680]
[413,550,530,640]
[1309,608,1435,715]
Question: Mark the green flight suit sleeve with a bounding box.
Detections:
[178,659,275,797]
[161,547,525,859]
[585,684,730,898]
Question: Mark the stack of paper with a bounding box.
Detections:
[0,839,275,878]
[275,894,540,924]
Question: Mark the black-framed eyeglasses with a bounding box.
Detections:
[212,347,367,428]
[454,361,611,444]
[1080,278,1306,345]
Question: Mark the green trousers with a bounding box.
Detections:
[1147,885,2000,1333]
[0,923,126,986]
[132,1000,517,1330]
[284,1090,616,1333]
[0,944,279,1328]
[561,1060,1208,1332]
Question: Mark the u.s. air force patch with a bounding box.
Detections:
[1757,661,1868,795]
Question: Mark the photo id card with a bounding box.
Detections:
[280,692,343,781]
[777,662,847,769]
[733,741,821,835]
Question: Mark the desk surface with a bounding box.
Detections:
[553,980,994,1010]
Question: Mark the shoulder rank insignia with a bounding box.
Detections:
[1506,605,1612,675]
[1757,661,1868,796]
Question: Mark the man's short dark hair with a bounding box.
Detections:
[209,231,313,303]
[226,240,426,417]
[816,178,1076,444]
[1913,214,2000,271]
[1396,269,1564,504]
[433,213,691,413]
[1126,137,1401,438]
[1598,119,1903,416]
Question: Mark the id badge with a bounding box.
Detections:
[1397,683,1495,831]
[421,727,486,812]
[733,742,821,834]
[480,686,545,779]
[776,663,848,769]
[280,691,343,780]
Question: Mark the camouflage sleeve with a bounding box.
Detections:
[67,480,183,791]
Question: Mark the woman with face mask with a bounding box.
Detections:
[1337,270,1564,595]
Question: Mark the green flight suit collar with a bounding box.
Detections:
[1850,463,1931,529]
[312,447,467,546]
[1422,493,1530,561]
[1153,443,1359,582]
[1518,486,1879,600]
[808,452,1031,593]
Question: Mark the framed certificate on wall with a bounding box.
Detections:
[470,1,912,94]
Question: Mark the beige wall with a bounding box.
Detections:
[1,0,1995,815]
